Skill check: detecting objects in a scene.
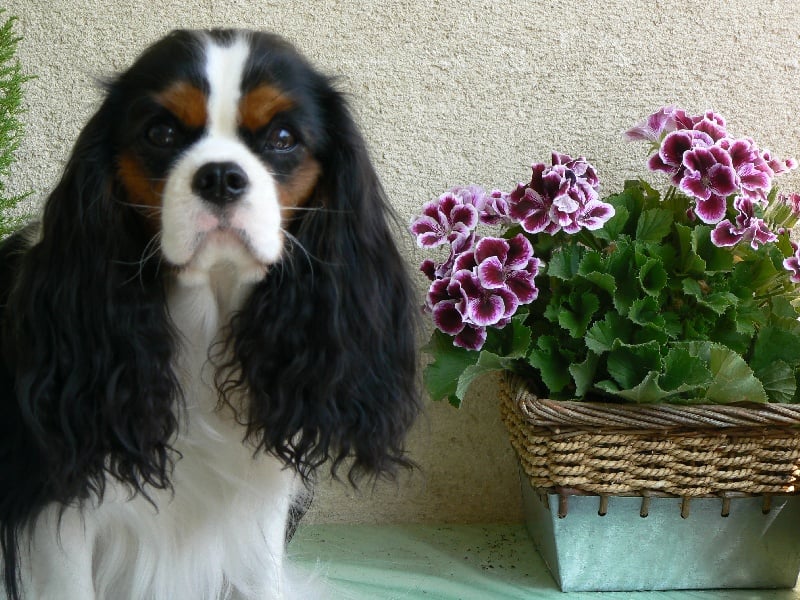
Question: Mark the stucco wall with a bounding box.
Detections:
[5,0,800,525]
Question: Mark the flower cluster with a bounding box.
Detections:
[508,152,611,235]
[413,106,800,408]
[625,106,798,247]
[410,154,614,350]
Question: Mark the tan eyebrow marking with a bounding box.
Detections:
[155,81,208,129]
[239,84,295,131]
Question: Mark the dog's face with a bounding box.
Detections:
[112,30,326,283]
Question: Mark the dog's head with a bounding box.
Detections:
[109,30,350,285]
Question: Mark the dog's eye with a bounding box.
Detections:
[146,123,178,148]
[265,126,297,152]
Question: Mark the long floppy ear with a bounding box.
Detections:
[0,102,180,513]
[225,86,420,483]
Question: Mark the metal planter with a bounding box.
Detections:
[521,475,800,592]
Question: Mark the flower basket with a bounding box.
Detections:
[410,106,800,591]
[501,372,800,502]
[501,372,800,591]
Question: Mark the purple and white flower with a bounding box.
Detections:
[410,189,481,248]
[784,242,800,284]
[711,197,777,249]
[508,154,613,235]
[678,144,738,223]
[624,106,695,143]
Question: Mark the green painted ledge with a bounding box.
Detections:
[288,524,800,599]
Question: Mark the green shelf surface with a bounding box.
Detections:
[289,524,800,599]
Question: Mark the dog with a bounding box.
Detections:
[0,29,419,599]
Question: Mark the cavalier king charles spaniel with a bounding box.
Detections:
[0,29,419,599]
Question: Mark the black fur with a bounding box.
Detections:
[219,80,420,483]
[0,29,420,599]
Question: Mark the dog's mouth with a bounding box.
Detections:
[169,226,280,283]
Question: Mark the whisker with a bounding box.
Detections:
[116,232,164,287]
[281,229,316,276]
[118,201,164,214]
[281,206,348,215]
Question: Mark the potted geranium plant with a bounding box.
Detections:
[410,106,800,591]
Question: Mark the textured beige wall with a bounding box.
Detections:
[5,0,800,525]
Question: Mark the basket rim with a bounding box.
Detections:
[505,373,800,431]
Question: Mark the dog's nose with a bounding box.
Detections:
[192,161,249,206]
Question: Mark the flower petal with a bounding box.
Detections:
[453,324,487,350]
[505,234,534,269]
[467,293,506,326]
[710,220,742,247]
[477,256,506,289]
[694,194,728,224]
[506,269,539,303]
[474,237,510,265]
[432,300,465,335]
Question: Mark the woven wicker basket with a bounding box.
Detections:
[500,373,800,510]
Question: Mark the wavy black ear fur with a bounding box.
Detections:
[223,84,421,484]
[0,97,180,597]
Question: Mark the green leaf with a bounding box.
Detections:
[635,208,673,242]
[628,296,665,329]
[606,240,639,315]
[485,313,532,359]
[675,222,706,275]
[638,258,668,297]
[422,331,479,406]
[547,244,584,280]
[595,204,629,241]
[755,360,797,404]
[730,301,767,336]
[529,335,573,394]
[585,312,633,354]
[578,251,617,294]
[613,371,672,403]
[750,325,800,374]
[455,350,506,403]
[569,352,600,398]
[693,226,734,272]
[558,291,600,338]
[603,185,644,237]
[660,347,712,392]
[771,296,800,321]
[606,340,662,390]
[705,345,767,404]
[681,279,738,315]
[732,254,779,291]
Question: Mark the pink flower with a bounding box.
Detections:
[576,199,616,230]
[764,151,799,176]
[479,190,516,226]
[474,235,541,304]
[450,268,519,327]
[692,110,728,141]
[420,233,475,282]
[721,138,773,205]
[410,189,481,248]
[508,183,553,234]
[624,106,695,142]
[648,129,714,185]
[711,198,777,249]
[508,154,613,235]
[783,242,800,284]
[779,192,800,216]
[452,324,487,351]
[679,145,738,223]
[420,232,542,351]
